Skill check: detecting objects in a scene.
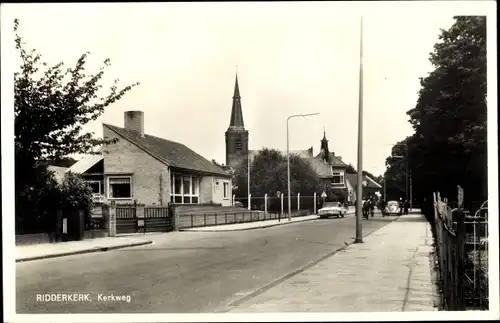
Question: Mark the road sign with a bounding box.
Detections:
[321,191,327,198]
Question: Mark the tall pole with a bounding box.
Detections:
[409,174,413,211]
[286,113,320,221]
[287,118,291,221]
[247,151,250,203]
[355,16,364,244]
[405,147,408,204]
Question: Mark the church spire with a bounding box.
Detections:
[229,72,244,129]
[320,128,330,162]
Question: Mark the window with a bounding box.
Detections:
[170,174,200,204]
[235,139,242,150]
[108,176,132,199]
[332,172,344,185]
[87,181,102,195]
[223,182,229,199]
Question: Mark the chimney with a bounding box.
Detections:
[124,111,144,137]
[308,146,313,157]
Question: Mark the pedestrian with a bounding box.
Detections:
[404,200,409,215]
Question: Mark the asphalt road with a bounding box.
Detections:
[16,215,396,313]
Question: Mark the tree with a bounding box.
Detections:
[386,16,486,208]
[346,164,356,174]
[232,149,321,198]
[211,159,224,167]
[14,18,139,217]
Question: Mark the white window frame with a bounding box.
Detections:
[171,174,200,204]
[86,180,102,195]
[332,172,344,185]
[107,176,133,200]
[223,181,229,199]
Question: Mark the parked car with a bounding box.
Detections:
[385,200,401,215]
[318,202,347,219]
[234,201,244,208]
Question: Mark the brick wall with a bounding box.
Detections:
[103,125,170,205]
[199,176,213,203]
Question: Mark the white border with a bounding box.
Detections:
[2,1,498,322]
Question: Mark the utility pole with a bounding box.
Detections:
[287,113,319,221]
[409,173,413,211]
[355,16,364,244]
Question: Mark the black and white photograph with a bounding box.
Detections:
[1,1,498,322]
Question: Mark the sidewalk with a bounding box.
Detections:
[225,213,439,312]
[16,236,153,262]
[182,206,356,232]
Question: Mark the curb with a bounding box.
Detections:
[16,241,153,263]
[180,216,320,232]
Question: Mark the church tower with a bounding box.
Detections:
[225,73,249,169]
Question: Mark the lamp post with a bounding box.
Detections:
[247,152,250,200]
[354,16,364,244]
[287,112,320,221]
[389,143,409,208]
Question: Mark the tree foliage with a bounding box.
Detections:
[385,16,487,207]
[14,18,139,220]
[345,164,356,174]
[232,149,322,198]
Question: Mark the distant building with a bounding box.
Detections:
[225,74,249,170]
[345,173,382,202]
[301,131,348,200]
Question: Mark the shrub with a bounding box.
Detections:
[15,168,94,234]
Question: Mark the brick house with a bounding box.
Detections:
[67,111,233,206]
[300,131,349,201]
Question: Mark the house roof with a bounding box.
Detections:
[66,147,104,174]
[315,151,347,166]
[345,173,382,189]
[104,124,230,177]
[305,157,333,178]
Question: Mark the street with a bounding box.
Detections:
[17,216,394,313]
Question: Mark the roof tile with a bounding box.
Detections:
[104,124,230,177]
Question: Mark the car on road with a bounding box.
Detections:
[385,200,401,215]
[318,202,347,219]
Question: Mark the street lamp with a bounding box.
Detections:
[287,112,320,221]
[389,143,410,209]
[355,16,364,244]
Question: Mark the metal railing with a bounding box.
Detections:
[433,192,488,311]
[179,209,311,229]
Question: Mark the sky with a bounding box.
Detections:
[1,1,491,176]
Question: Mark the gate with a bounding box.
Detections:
[144,207,174,232]
[116,205,174,234]
[116,207,136,234]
